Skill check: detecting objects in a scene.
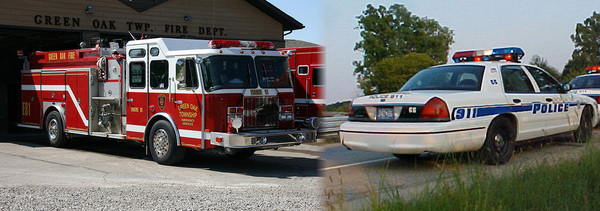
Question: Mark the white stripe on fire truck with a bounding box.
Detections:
[179,129,203,139]
[294,98,326,104]
[126,124,145,133]
[21,85,88,127]
[127,124,203,139]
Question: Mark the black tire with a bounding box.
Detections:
[45,111,68,147]
[226,149,256,160]
[477,116,515,165]
[574,106,593,143]
[393,154,420,161]
[149,120,186,165]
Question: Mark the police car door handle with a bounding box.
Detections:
[512,99,521,103]
[546,98,553,102]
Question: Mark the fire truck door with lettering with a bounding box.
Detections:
[125,45,149,141]
[173,57,204,148]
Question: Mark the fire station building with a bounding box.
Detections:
[0,0,304,131]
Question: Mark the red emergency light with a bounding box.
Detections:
[586,65,600,74]
[208,40,275,50]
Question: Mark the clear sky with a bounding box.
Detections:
[268,0,322,45]
[269,0,599,104]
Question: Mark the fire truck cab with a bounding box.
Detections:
[19,38,319,165]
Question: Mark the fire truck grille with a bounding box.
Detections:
[244,97,279,129]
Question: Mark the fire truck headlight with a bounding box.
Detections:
[231,118,242,131]
[304,117,320,130]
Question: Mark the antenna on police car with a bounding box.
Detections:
[128,31,137,41]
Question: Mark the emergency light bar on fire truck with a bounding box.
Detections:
[18,38,319,165]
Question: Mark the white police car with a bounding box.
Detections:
[569,66,600,111]
[340,47,599,165]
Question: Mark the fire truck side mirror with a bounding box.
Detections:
[176,60,186,89]
[286,50,293,58]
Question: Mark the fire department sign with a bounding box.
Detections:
[158,94,166,110]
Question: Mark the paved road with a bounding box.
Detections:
[0,135,322,210]
[321,131,599,210]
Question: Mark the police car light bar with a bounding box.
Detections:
[452,47,524,63]
[208,40,275,50]
[586,65,600,74]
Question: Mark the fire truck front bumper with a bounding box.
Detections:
[210,128,317,149]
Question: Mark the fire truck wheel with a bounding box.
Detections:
[149,120,186,165]
[226,149,256,160]
[46,111,68,147]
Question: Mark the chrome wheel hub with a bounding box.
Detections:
[494,133,505,152]
[48,119,58,141]
[153,129,169,157]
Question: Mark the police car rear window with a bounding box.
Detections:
[400,65,484,91]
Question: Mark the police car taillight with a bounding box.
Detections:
[453,47,524,63]
[208,40,275,50]
[419,97,450,121]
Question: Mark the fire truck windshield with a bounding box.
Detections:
[255,56,292,88]
[201,55,259,91]
[200,55,292,91]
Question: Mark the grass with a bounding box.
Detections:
[369,146,600,211]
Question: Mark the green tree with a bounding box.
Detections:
[530,55,561,80]
[354,4,453,95]
[368,53,436,93]
[562,11,600,81]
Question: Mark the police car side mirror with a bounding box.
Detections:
[561,83,571,93]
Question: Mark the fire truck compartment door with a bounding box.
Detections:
[41,71,66,101]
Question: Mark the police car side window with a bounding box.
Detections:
[525,66,559,93]
[501,66,535,93]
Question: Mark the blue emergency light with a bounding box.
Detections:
[452,47,524,63]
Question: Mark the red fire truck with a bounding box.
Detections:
[18,38,319,165]
[277,46,325,123]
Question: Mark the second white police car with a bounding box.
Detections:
[340,47,599,165]
[569,66,600,114]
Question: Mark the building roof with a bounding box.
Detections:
[283,39,320,48]
[246,0,305,31]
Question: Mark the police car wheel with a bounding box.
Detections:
[149,120,187,165]
[478,117,515,165]
[226,149,256,160]
[574,106,593,143]
[46,111,68,147]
